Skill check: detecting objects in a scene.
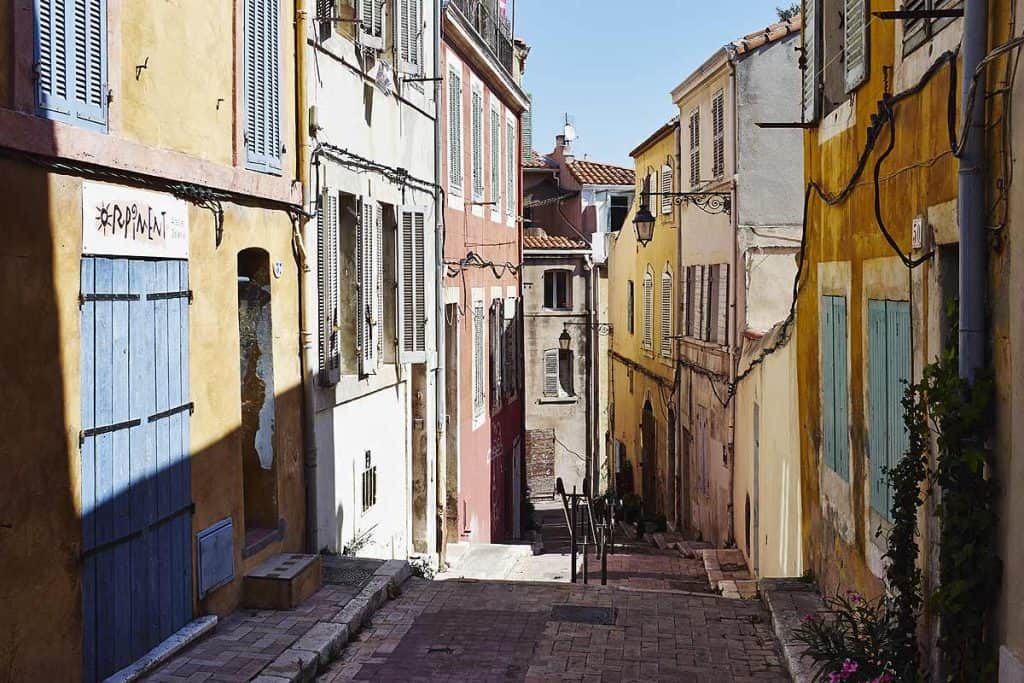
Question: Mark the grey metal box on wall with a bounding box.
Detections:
[197,518,235,598]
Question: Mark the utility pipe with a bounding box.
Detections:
[294,0,319,554]
[433,0,448,565]
[959,0,988,382]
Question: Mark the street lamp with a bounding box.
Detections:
[633,206,656,247]
[558,328,572,351]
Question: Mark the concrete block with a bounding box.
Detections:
[263,648,319,682]
[332,598,371,631]
[292,622,349,670]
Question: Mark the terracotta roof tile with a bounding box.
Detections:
[523,234,589,250]
[567,160,635,187]
[732,16,802,55]
[524,151,555,169]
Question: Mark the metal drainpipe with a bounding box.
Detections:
[295,0,319,554]
[586,254,598,497]
[959,0,988,382]
[726,55,739,546]
[433,0,447,565]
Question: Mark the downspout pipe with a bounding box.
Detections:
[958,0,988,382]
[295,0,319,553]
[433,0,447,564]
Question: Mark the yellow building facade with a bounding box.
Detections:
[607,119,681,524]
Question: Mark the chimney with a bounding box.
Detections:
[554,134,574,163]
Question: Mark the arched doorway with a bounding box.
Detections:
[641,400,657,517]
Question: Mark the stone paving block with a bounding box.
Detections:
[262,648,318,682]
[291,622,349,670]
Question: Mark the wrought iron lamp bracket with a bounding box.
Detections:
[646,192,732,216]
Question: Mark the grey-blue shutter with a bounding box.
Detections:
[868,300,889,516]
[832,296,850,480]
[73,0,106,125]
[36,0,108,127]
[35,0,72,116]
[886,301,911,512]
[802,0,820,122]
[844,0,868,91]
[820,296,837,474]
[244,0,282,174]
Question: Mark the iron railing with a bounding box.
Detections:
[449,0,515,74]
[557,477,615,585]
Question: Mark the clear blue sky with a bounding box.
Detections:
[514,1,787,166]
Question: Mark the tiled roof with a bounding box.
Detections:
[731,16,802,55]
[523,234,589,250]
[567,160,635,187]
[524,151,555,169]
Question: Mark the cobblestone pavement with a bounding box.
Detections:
[320,577,788,682]
[142,557,383,682]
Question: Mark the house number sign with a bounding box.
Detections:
[82,181,189,259]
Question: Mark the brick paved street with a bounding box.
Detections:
[321,577,788,682]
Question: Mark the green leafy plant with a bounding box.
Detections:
[792,592,897,683]
[409,556,436,580]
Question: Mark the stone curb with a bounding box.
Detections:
[259,559,412,683]
[107,615,218,682]
[760,581,823,683]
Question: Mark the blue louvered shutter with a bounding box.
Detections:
[868,300,889,516]
[886,301,911,513]
[36,0,108,128]
[244,0,282,174]
[832,296,850,480]
[820,296,836,473]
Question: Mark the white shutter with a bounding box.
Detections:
[694,265,706,341]
[660,271,673,357]
[660,165,673,214]
[358,0,384,49]
[448,71,463,192]
[716,264,730,345]
[712,92,725,178]
[844,0,867,91]
[648,172,658,214]
[473,303,485,418]
[642,272,654,350]
[680,266,690,338]
[317,189,341,385]
[542,349,559,397]
[398,206,427,363]
[472,89,484,200]
[506,120,516,219]
[491,107,501,216]
[521,94,533,163]
[374,204,384,361]
[358,198,378,375]
[397,0,422,74]
[689,109,700,187]
[802,0,820,123]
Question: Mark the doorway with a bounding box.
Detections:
[641,400,658,517]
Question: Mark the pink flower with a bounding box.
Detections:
[845,590,864,603]
[842,659,859,675]
[869,674,893,683]
[828,673,842,683]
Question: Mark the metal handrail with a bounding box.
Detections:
[556,478,615,585]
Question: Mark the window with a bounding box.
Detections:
[820,295,850,480]
[641,269,654,351]
[648,171,658,214]
[845,0,868,90]
[521,94,533,162]
[361,451,377,512]
[243,0,282,174]
[660,164,674,214]
[317,188,341,386]
[903,0,961,56]
[491,105,502,220]
[610,195,630,232]
[447,67,463,194]
[398,206,427,363]
[397,0,423,75]
[543,270,571,310]
[683,264,728,343]
[542,349,574,398]
[357,0,385,49]
[660,269,673,357]
[473,301,485,421]
[490,300,502,412]
[710,263,730,345]
[502,299,517,398]
[471,86,484,201]
[35,0,108,129]
[803,0,866,121]
[626,280,635,335]
[688,108,700,187]
[868,300,911,520]
[712,91,725,179]
[506,119,516,220]
[357,198,384,376]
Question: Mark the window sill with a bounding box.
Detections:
[539,396,577,405]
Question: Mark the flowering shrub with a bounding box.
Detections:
[792,591,898,683]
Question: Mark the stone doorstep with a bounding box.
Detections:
[257,558,413,683]
[760,582,824,683]
[106,615,219,683]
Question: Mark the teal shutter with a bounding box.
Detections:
[35,0,107,128]
[820,296,836,473]
[868,300,888,515]
[868,300,911,519]
[244,0,282,174]
[886,302,912,506]
[832,296,850,480]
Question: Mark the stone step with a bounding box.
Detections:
[243,553,323,610]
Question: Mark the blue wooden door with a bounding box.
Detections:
[80,257,192,682]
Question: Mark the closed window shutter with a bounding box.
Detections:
[244,0,282,173]
[374,204,384,361]
[844,0,868,91]
[73,0,106,124]
[660,165,673,214]
[502,302,514,396]
[36,0,108,126]
[490,302,501,410]
[316,0,335,40]
[358,199,378,375]
[902,0,929,55]
[715,263,729,344]
[491,108,501,214]
[802,0,820,123]
[472,90,484,200]
[521,94,532,162]
[626,280,634,334]
[648,172,658,214]
[448,72,462,192]
[696,265,709,341]
[832,296,850,480]
[642,273,653,350]
[358,0,384,49]
[689,109,700,187]
[680,267,689,337]
[506,121,516,218]
[36,0,72,116]
[398,206,427,362]
[660,271,673,357]
[318,189,341,385]
[473,303,485,418]
[712,92,725,178]
[397,0,421,74]
[542,349,558,397]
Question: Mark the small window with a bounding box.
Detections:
[471,86,484,201]
[688,108,700,187]
[626,280,635,335]
[641,269,654,351]
[610,195,630,232]
[361,451,377,512]
[243,0,282,174]
[660,269,673,357]
[542,349,574,398]
[543,270,571,310]
[712,91,725,179]
[448,68,463,194]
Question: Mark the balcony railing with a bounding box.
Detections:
[449,0,514,74]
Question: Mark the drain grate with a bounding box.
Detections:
[550,604,617,626]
